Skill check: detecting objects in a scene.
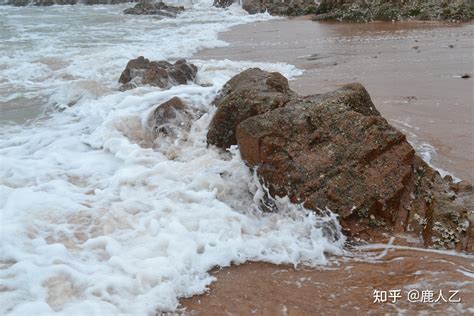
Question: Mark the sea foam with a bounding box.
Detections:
[0,2,344,314]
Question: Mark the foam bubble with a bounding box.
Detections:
[0,3,342,314]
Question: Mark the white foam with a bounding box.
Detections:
[391,119,461,182]
[0,3,343,314]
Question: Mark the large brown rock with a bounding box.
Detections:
[147,96,193,140]
[209,72,472,250]
[118,56,197,91]
[207,68,295,149]
[237,83,409,218]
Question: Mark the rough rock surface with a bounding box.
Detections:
[85,0,137,4]
[242,0,317,16]
[35,0,76,5]
[123,1,184,16]
[207,68,295,149]
[208,69,473,251]
[118,56,197,91]
[147,96,193,140]
[6,0,32,5]
[213,0,236,8]
[213,0,317,16]
[314,0,474,22]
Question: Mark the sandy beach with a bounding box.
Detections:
[195,18,474,183]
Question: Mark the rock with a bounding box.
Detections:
[6,0,136,4]
[207,68,295,149]
[207,70,473,250]
[237,83,408,220]
[147,96,193,140]
[241,0,317,16]
[124,1,184,17]
[118,56,197,90]
[84,0,137,4]
[212,0,316,15]
[34,0,77,5]
[146,97,196,158]
[313,0,474,22]
[7,0,31,5]
[213,0,236,8]
[11,0,77,4]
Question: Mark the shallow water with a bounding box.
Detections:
[0,4,346,314]
[182,241,474,314]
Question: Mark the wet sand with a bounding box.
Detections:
[195,19,474,183]
[181,241,474,314]
[182,19,474,314]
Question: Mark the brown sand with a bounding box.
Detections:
[195,19,474,183]
[181,242,474,314]
[181,20,474,315]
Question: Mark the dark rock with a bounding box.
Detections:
[241,0,317,16]
[7,0,31,5]
[7,0,78,5]
[313,0,474,22]
[213,0,236,8]
[207,68,295,149]
[84,0,137,4]
[207,69,473,250]
[237,83,406,221]
[124,1,184,17]
[147,96,194,140]
[118,56,197,90]
[34,0,55,5]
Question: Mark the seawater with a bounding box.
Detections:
[0,2,345,314]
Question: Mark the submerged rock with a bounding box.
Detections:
[118,56,197,91]
[147,96,193,140]
[146,97,196,159]
[207,68,295,149]
[123,1,184,16]
[208,68,473,251]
